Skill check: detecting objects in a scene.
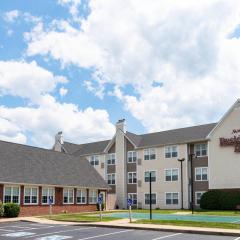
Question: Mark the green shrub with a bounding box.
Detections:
[200,190,240,210]
[0,201,4,217]
[4,203,20,218]
[96,203,105,211]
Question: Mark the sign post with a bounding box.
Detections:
[98,195,103,221]
[127,198,133,223]
[48,196,53,217]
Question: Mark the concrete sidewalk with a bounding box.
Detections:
[1,217,240,237]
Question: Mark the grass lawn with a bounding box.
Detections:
[135,219,240,230]
[43,212,120,222]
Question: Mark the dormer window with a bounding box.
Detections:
[90,155,99,166]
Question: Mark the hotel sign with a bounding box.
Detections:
[219,129,240,153]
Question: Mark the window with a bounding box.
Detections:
[144,148,156,160]
[107,173,116,185]
[89,189,98,204]
[165,169,179,181]
[42,187,55,204]
[166,193,179,205]
[128,151,137,163]
[4,186,20,204]
[106,153,116,165]
[195,143,207,157]
[165,146,178,158]
[195,191,205,205]
[76,189,87,204]
[144,171,156,182]
[145,193,156,204]
[128,172,137,184]
[24,187,38,204]
[195,167,208,181]
[90,155,99,166]
[128,193,137,205]
[63,188,74,204]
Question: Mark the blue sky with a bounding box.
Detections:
[0,0,240,147]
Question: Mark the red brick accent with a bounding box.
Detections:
[19,204,97,216]
[20,186,24,205]
[0,184,3,202]
[39,186,42,206]
[55,187,63,205]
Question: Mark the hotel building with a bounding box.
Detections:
[54,99,240,210]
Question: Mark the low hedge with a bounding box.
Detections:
[3,203,20,218]
[200,190,240,210]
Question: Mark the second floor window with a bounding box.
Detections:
[107,173,116,185]
[90,155,99,166]
[195,167,208,181]
[165,146,178,158]
[195,143,207,157]
[128,172,137,184]
[106,153,116,165]
[128,151,137,163]
[144,171,156,182]
[165,169,179,181]
[144,148,156,160]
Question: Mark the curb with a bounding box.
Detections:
[1,219,240,237]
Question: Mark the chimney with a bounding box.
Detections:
[116,119,126,134]
[53,131,64,152]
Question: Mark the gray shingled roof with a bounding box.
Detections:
[64,123,217,156]
[63,140,110,156]
[0,140,109,189]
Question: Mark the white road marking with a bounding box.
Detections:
[77,229,133,240]
[152,233,183,240]
[233,237,240,240]
[0,229,14,232]
[2,231,35,237]
[25,227,95,239]
[36,235,72,240]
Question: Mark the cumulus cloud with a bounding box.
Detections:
[0,60,115,146]
[59,87,68,97]
[25,0,240,131]
[3,10,20,22]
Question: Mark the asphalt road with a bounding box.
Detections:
[0,221,239,240]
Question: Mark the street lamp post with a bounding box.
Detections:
[177,158,185,210]
[189,153,196,214]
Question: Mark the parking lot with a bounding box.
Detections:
[0,221,239,240]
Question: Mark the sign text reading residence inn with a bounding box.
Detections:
[219,129,240,153]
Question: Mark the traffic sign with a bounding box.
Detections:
[98,196,103,204]
[48,196,53,205]
[127,198,132,206]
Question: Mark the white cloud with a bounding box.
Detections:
[57,0,82,21]
[0,60,68,103]
[3,10,20,22]
[59,87,68,97]
[0,95,115,147]
[25,0,240,132]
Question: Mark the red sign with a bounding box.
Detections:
[219,129,240,153]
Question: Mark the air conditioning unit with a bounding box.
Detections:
[101,163,104,169]
[137,158,142,165]
[138,180,142,187]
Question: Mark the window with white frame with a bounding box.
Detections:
[4,186,20,204]
[76,189,87,204]
[145,193,156,204]
[195,191,205,205]
[90,155,99,166]
[63,188,74,204]
[128,193,137,205]
[42,187,55,204]
[128,172,137,184]
[144,148,156,160]
[195,143,207,157]
[165,169,179,181]
[24,187,38,204]
[165,146,178,158]
[144,171,156,182]
[195,167,208,181]
[128,151,137,163]
[106,153,116,165]
[89,189,98,204]
[166,192,179,205]
[107,173,116,185]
